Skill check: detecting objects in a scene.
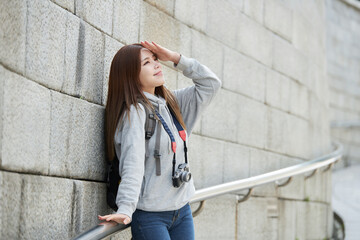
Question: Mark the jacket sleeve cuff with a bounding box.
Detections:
[116,204,133,220]
[173,54,193,72]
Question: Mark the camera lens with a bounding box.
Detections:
[180,172,191,182]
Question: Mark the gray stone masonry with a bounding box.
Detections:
[2,0,357,239]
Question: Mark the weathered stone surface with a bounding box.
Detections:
[264,0,292,41]
[64,17,105,104]
[278,199,296,240]
[26,0,67,90]
[103,36,124,105]
[192,195,237,240]
[191,29,224,80]
[243,0,264,24]
[188,134,224,189]
[223,46,266,102]
[174,0,208,32]
[75,0,113,35]
[272,35,309,86]
[250,149,279,197]
[1,66,50,174]
[113,0,141,44]
[285,113,310,159]
[20,174,74,239]
[237,197,278,240]
[144,0,175,16]
[140,2,191,63]
[265,68,290,112]
[0,0,26,74]
[206,0,241,48]
[201,89,238,142]
[236,95,267,148]
[51,0,74,12]
[236,13,273,66]
[71,180,110,236]
[0,171,22,239]
[49,90,106,181]
[288,79,309,120]
[296,201,329,239]
[277,157,305,200]
[223,142,250,183]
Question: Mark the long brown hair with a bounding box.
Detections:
[105,43,186,162]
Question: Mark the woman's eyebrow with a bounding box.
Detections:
[141,54,156,62]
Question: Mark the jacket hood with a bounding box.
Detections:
[142,91,166,108]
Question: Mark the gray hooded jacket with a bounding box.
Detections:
[114,54,222,219]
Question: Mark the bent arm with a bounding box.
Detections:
[172,54,222,135]
[114,104,146,219]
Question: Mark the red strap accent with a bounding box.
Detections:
[178,130,186,141]
[171,142,177,153]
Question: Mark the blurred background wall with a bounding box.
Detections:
[0,0,359,239]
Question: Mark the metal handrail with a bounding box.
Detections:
[71,140,343,240]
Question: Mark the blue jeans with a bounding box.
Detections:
[131,203,195,240]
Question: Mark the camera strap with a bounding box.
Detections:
[153,107,187,178]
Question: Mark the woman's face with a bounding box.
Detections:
[139,48,164,94]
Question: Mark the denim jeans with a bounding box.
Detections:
[131,203,195,240]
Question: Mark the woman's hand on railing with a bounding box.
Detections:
[98,213,131,225]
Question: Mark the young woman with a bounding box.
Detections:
[98,41,221,239]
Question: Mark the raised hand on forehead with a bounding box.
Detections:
[140,41,180,64]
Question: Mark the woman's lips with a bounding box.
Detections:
[154,71,162,76]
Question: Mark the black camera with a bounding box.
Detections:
[172,163,192,188]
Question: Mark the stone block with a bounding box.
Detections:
[272,35,309,86]
[284,113,310,159]
[249,149,280,197]
[236,13,273,66]
[223,142,250,183]
[296,201,328,240]
[243,0,264,24]
[278,199,296,240]
[20,174,74,239]
[265,68,290,112]
[71,181,110,236]
[277,157,305,200]
[49,90,106,181]
[264,0,292,41]
[206,0,241,48]
[113,0,141,44]
[1,66,50,174]
[26,0,67,90]
[304,170,326,203]
[174,0,208,32]
[187,134,224,189]
[140,2,191,63]
[191,29,224,80]
[223,47,266,102]
[51,0,74,12]
[64,17,105,104]
[144,0,175,16]
[237,95,267,148]
[103,36,124,105]
[192,194,237,240]
[0,171,22,239]
[75,0,113,35]
[288,79,309,120]
[110,228,132,240]
[266,107,287,154]
[201,89,238,142]
[237,197,278,240]
[0,0,26,74]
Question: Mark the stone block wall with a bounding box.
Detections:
[0,0,338,239]
[326,0,360,168]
